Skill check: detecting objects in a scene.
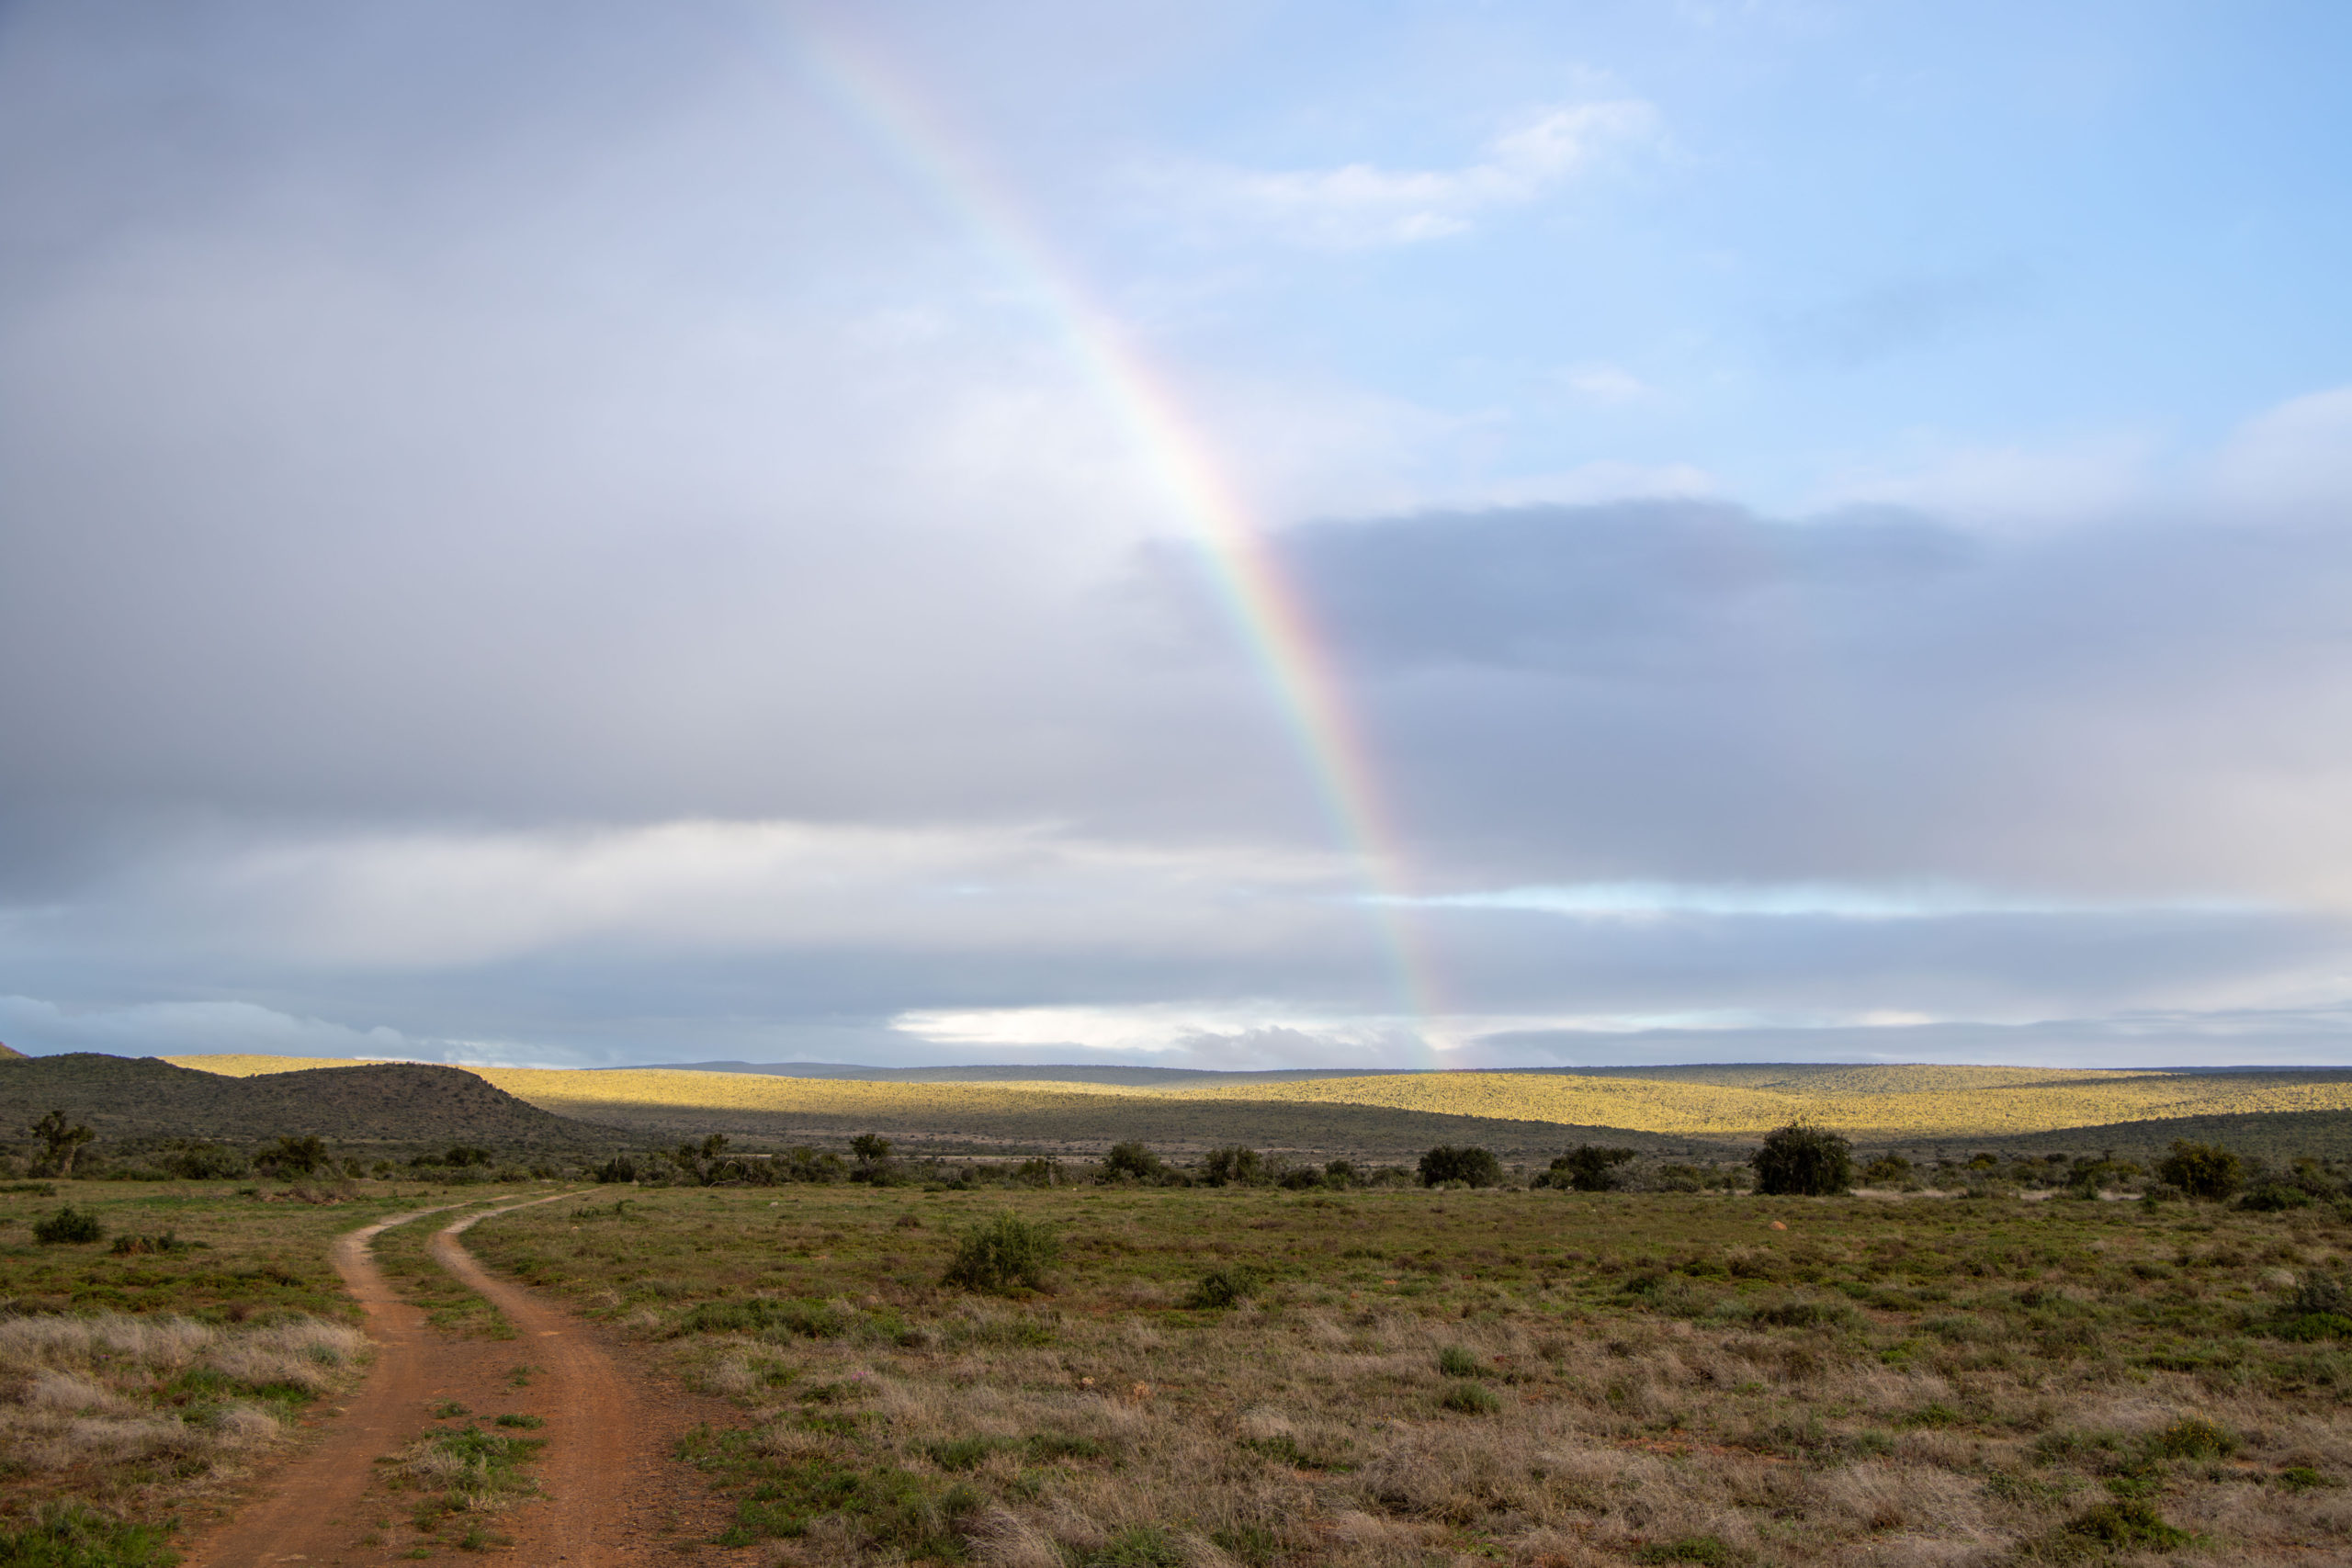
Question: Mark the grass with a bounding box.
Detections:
[387,1423,545,1550]
[371,1202,515,1338]
[445,1176,2352,1566]
[0,1177,564,1551]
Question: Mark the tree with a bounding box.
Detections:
[850,1134,893,1167]
[30,1111,95,1178]
[1543,1145,1637,1192]
[256,1134,328,1177]
[2156,1140,2245,1200]
[1201,1146,1263,1186]
[1419,1145,1501,1188]
[1101,1142,1163,1181]
[1750,1122,1853,1196]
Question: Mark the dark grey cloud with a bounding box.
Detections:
[1242,500,2352,898]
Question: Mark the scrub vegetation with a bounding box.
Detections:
[0,1179,390,1553]
[447,1157,2352,1567]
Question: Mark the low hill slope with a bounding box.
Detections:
[2,1054,612,1154]
[474,1066,1695,1159]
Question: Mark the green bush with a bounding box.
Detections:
[2155,1140,2243,1201]
[941,1213,1059,1292]
[1440,1381,1501,1415]
[1750,1122,1853,1196]
[2271,1271,2352,1340]
[1201,1146,1263,1186]
[2057,1499,2189,1551]
[1417,1145,1500,1188]
[1436,1344,1482,1377]
[2151,1416,2235,1461]
[2238,1181,2312,1212]
[31,1206,104,1246]
[1185,1267,1261,1308]
[1100,1142,1163,1182]
[255,1134,329,1177]
[1539,1145,1637,1191]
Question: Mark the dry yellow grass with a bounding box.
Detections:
[166,1055,2352,1142]
[1156,1067,2352,1138]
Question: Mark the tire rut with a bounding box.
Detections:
[182,1194,741,1568]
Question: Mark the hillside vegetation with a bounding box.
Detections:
[2,1055,611,1154]
[154,1055,2352,1157]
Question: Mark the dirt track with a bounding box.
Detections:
[183,1195,741,1567]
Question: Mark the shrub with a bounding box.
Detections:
[256,1134,330,1177]
[1441,1381,1501,1415]
[2238,1181,2312,1212]
[1101,1142,1163,1182]
[1436,1344,1482,1377]
[2057,1499,2189,1551]
[2271,1271,2352,1341]
[1418,1145,1501,1188]
[1541,1145,1637,1191]
[594,1156,638,1183]
[1861,1154,1913,1185]
[31,1205,104,1245]
[108,1230,186,1256]
[162,1142,249,1179]
[2155,1140,2244,1200]
[1201,1146,1263,1186]
[1323,1158,1361,1186]
[941,1213,1059,1292]
[2151,1416,2235,1460]
[1186,1267,1261,1308]
[1750,1122,1852,1196]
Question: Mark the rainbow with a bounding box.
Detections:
[771,18,1447,1051]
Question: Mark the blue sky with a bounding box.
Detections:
[4,0,2352,1069]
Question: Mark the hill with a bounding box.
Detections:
[1,1054,616,1156]
[158,1055,2352,1162]
[622,1061,1401,1086]
[0,1041,23,1059]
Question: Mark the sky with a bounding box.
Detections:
[6,0,2352,1071]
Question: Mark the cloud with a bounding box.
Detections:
[2211,387,2352,516]
[1152,100,1657,248]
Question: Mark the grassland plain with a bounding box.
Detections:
[0,1179,403,1551]
[454,1178,2352,1567]
[167,1056,2352,1155]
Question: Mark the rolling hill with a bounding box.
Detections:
[2,1054,617,1155]
[154,1055,2352,1160]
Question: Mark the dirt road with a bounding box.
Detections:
[183,1194,740,1568]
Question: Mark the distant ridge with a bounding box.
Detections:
[0,1053,615,1153]
[616,1061,1403,1086]
[0,1040,23,1060]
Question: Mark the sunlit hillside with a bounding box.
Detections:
[164,1055,2352,1144]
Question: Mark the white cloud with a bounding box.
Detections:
[2211,386,2352,516]
[1397,881,2271,920]
[1159,100,1658,249]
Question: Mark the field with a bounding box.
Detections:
[162,1056,2352,1159]
[445,1177,2352,1564]
[0,1178,395,1551]
[5,1152,2352,1564]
